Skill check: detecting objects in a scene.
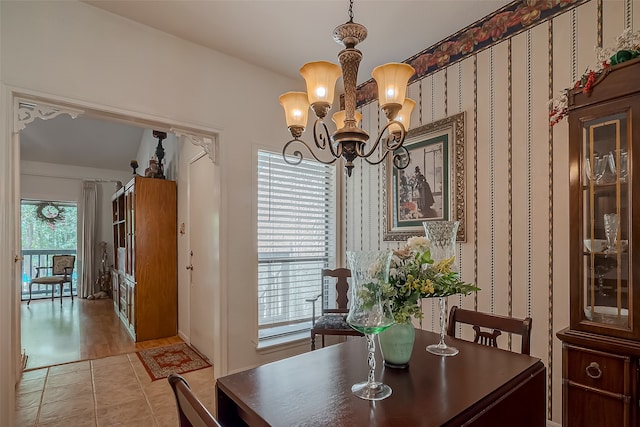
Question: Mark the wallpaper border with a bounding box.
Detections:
[355,0,590,108]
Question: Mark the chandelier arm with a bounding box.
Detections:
[312,119,330,150]
[362,149,390,166]
[312,119,342,159]
[283,138,339,166]
[359,121,411,167]
[356,121,403,158]
[363,145,411,169]
[382,121,407,151]
[391,146,411,170]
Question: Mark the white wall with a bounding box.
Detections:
[0,4,307,419]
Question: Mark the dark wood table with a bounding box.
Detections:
[216,329,546,426]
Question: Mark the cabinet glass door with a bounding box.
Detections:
[582,113,630,329]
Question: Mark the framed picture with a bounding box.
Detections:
[383,112,466,242]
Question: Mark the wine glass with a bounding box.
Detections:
[604,213,619,254]
[608,150,628,183]
[346,250,395,401]
[585,156,607,184]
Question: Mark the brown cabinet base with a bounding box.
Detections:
[558,328,639,427]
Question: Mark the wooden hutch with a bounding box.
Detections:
[111,176,177,342]
[557,58,640,426]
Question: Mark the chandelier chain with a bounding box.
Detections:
[348,0,354,23]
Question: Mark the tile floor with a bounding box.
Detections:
[15,352,215,427]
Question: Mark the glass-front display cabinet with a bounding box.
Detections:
[558,58,640,427]
[581,114,630,333]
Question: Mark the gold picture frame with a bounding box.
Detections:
[383,112,466,242]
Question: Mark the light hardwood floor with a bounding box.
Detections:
[17,298,213,427]
[21,298,182,370]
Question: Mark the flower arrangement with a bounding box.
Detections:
[550,28,640,126]
[383,236,479,323]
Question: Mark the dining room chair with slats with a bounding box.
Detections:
[307,268,363,350]
[168,373,222,427]
[446,305,533,355]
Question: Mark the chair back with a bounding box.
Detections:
[321,268,351,315]
[168,373,221,427]
[52,255,76,276]
[446,306,533,355]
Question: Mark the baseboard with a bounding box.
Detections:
[177,330,189,343]
[547,420,561,427]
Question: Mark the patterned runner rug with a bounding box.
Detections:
[136,343,211,381]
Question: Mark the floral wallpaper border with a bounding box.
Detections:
[355,0,590,108]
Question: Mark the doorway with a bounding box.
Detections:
[4,94,224,427]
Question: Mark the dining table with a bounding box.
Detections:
[216,329,546,426]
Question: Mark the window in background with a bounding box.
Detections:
[257,150,336,344]
[21,200,78,300]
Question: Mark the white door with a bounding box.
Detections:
[188,151,219,362]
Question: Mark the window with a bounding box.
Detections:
[21,200,78,300]
[257,150,336,343]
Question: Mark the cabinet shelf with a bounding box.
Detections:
[582,182,628,191]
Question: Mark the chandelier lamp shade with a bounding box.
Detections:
[279,0,416,177]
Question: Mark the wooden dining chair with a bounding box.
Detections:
[446,305,533,355]
[27,255,75,305]
[307,268,363,350]
[168,373,221,427]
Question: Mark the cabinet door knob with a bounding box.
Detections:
[586,362,602,379]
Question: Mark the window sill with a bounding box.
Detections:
[256,331,310,354]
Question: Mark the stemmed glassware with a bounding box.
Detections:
[604,213,619,254]
[608,150,628,183]
[423,220,460,356]
[585,155,608,184]
[346,250,395,401]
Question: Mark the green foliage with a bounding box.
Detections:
[21,202,77,250]
[385,237,480,324]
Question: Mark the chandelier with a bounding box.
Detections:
[279,0,416,177]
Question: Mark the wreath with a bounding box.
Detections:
[35,202,65,225]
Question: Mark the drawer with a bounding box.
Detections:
[565,345,630,395]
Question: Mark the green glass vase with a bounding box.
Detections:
[378,321,415,368]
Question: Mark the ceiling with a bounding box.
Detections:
[20,114,143,171]
[20,0,511,171]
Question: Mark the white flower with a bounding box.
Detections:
[407,236,430,252]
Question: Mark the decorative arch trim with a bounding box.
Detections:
[171,128,217,164]
[15,99,84,132]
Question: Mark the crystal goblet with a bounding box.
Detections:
[423,220,460,356]
[346,250,394,401]
[608,150,628,183]
[585,156,607,184]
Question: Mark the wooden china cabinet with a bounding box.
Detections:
[111,176,177,342]
[557,58,640,427]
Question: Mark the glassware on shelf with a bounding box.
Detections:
[584,155,607,184]
[603,213,619,254]
[608,150,628,183]
[346,250,394,401]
